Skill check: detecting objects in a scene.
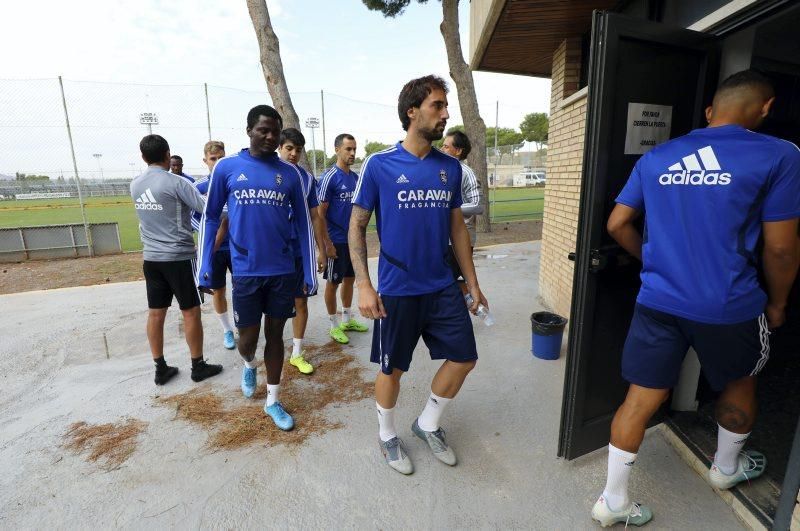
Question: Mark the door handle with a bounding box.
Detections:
[568,250,606,272]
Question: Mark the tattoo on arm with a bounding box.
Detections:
[349,205,372,285]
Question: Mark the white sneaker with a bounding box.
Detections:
[591,496,653,528]
[708,450,766,490]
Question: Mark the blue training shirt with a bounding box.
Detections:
[197,149,317,294]
[192,175,229,251]
[617,124,800,324]
[318,165,358,244]
[290,165,319,257]
[352,142,463,296]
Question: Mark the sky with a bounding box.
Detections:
[0,0,550,178]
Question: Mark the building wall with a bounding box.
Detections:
[539,38,587,319]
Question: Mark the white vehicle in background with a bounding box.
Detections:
[513,170,546,187]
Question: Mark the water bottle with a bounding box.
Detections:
[464,293,495,327]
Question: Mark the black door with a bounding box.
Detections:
[558,11,720,460]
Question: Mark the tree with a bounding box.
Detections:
[364,140,392,156]
[362,0,490,232]
[306,150,328,175]
[246,0,310,170]
[520,112,549,150]
[486,127,524,148]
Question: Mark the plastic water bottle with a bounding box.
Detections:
[464,293,495,327]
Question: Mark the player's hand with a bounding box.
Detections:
[468,284,488,315]
[326,242,337,259]
[765,302,786,330]
[316,250,327,273]
[359,284,386,320]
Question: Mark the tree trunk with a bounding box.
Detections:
[440,0,490,232]
[245,0,310,170]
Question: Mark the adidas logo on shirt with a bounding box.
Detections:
[340,184,347,190]
[659,145,731,186]
[134,188,163,210]
[237,173,248,182]
[396,174,410,184]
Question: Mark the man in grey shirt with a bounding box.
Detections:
[442,130,484,295]
[131,134,223,385]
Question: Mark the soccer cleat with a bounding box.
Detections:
[223,330,235,350]
[329,326,349,344]
[411,418,457,466]
[154,366,179,385]
[708,450,767,490]
[591,496,653,528]
[289,352,314,374]
[379,437,414,475]
[264,402,294,431]
[241,366,257,398]
[190,360,223,382]
[341,318,369,332]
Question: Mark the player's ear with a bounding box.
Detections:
[704,105,712,124]
[762,96,775,118]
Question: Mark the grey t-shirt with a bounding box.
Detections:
[130,166,205,261]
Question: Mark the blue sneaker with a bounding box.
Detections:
[264,402,294,431]
[223,330,235,350]
[241,366,257,398]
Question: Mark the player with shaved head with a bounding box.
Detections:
[595,70,800,526]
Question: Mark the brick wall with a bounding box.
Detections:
[539,38,587,319]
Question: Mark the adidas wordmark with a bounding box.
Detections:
[659,145,731,186]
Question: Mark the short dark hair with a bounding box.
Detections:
[397,75,449,131]
[280,128,305,147]
[446,130,471,160]
[334,133,355,148]
[169,155,183,163]
[140,135,170,164]
[247,104,283,129]
[715,69,774,102]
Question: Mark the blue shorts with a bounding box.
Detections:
[622,304,770,391]
[232,274,296,328]
[323,243,354,285]
[371,282,478,375]
[208,249,232,289]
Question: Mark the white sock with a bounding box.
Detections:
[291,338,303,358]
[376,402,397,442]
[217,311,233,333]
[243,357,257,369]
[342,307,351,322]
[417,392,451,432]
[714,424,749,475]
[266,384,280,407]
[329,314,339,329]
[602,444,636,511]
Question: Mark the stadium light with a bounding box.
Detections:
[139,112,159,135]
[305,117,320,177]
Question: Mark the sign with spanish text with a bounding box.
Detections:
[624,103,672,155]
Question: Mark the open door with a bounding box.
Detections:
[558,11,720,460]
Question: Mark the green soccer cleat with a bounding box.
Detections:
[329,326,349,344]
[341,318,369,332]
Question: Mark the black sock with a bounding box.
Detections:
[154,356,168,371]
[191,357,203,369]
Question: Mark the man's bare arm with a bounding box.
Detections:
[349,205,372,287]
[349,205,385,319]
[607,204,643,261]
[214,216,228,253]
[762,219,800,328]
[450,209,488,313]
[316,201,336,257]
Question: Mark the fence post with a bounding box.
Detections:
[58,76,94,257]
[204,82,212,141]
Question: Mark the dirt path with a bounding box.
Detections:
[0,220,541,295]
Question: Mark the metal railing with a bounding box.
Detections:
[0,222,121,262]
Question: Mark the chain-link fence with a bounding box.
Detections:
[0,78,546,253]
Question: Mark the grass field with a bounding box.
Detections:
[0,187,544,252]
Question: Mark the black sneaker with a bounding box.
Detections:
[155,366,179,385]
[191,360,223,382]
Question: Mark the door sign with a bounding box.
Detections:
[624,103,673,155]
